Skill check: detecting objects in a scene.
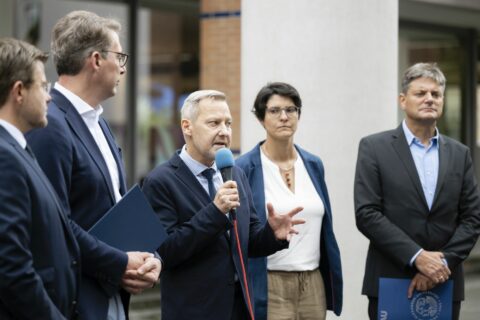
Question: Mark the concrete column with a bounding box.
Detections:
[241,1,399,318]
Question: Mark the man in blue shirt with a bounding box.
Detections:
[354,62,480,320]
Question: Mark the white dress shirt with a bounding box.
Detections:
[54,83,125,320]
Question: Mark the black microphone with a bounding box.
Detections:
[215,148,236,220]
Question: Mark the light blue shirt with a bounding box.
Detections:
[402,120,439,210]
[179,145,223,196]
[402,121,443,266]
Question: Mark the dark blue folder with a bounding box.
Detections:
[89,185,167,253]
[378,278,453,320]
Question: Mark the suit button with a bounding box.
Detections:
[72,260,78,266]
[72,300,77,305]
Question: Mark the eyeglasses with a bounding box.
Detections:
[265,106,299,118]
[41,82,51,93]
[102,50,129,67]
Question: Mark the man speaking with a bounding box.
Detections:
[142,90,304,320]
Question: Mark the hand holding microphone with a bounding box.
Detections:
[213,181,240,215]
[214,148,240,217]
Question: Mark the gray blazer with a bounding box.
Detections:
[354,125,480,301]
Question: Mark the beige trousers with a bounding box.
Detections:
[267,269,327,320]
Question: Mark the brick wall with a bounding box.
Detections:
[200,0,241,152]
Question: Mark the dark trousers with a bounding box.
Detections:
[231,282,249,320]
[368,297,460,320]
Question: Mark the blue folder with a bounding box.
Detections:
[89,185,167,253]
[378,278,453,320]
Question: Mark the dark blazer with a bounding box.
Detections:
[354,125,480,301]
[26,88,129,319]
[0,126,127,319]
[236,142,343,318]
[142,151,287,320]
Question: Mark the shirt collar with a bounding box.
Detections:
[402,120,439,146]
[179,144,217,176]
[54,82,103,121]
[0,119,27,148]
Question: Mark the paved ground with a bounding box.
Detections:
[461,272,480,320]
[129,273,480,319]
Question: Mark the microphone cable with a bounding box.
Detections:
[232,217,255,320]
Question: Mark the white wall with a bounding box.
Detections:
[241,1,398,318]
[0,0,14,37]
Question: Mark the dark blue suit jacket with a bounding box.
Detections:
[236,142,343,318]
[0,127,127,319]
[26,88,129,319]
[142,151,287,320]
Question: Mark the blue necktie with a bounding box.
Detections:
[201,168,216,201]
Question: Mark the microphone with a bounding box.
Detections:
[215,148,255,319]
[215,148,236,220]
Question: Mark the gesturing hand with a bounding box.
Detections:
[266,202,305,241]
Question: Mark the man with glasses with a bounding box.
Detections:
[0,37,159,320]
[26,11,158,320]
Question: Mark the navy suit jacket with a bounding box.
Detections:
[354,125,480,300]
[0,127,127,319]
[26,88,129,319]
[236,142,343,318]
[142,151,287,320]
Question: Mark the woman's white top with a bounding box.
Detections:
[261,150,324,271]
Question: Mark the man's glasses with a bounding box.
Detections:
[265,106,299,118]
[41,82,51,93]
[102,50,129,67]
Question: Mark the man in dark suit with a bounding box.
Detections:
[142,90,304,320]
[0,38,159,320]
[354,62,480,320]
[26,11,161,319]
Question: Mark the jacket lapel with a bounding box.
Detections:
[171,152,212,206]
[391,125,430,211]
[431,135,450,208]
[248,143,267,224]
[51,89,116,203]
[0,127,78,248]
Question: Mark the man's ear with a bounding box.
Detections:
[399,94,406,111]
[181,119,192,136]
[90,51,102,69]
[11,80,25,105]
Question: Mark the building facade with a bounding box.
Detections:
[2,0,480,319]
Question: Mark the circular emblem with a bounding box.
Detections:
[410,291,442,320]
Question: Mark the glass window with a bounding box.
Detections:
[135,3,199,182]
[15,0,130,166]
[399,28,463,141]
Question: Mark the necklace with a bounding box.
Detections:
[262,144,296,189]
[281,168,294,188]
[278,165,294,172]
